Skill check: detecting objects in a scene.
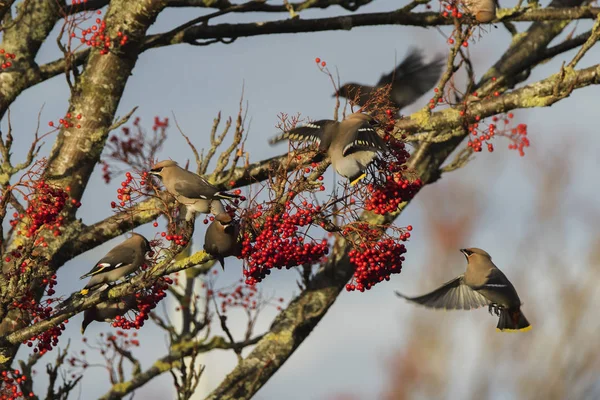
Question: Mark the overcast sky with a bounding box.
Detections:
[3,0,600,398]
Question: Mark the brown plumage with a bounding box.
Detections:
[81,294,138,334]
[149,160,241,221]
[269,112,387,185]
[395,247,531,332]
[203,213,241,269]
[79,233,150,295]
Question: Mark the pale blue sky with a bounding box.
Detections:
[2,0,600,398]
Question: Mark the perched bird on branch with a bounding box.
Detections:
[336,47,444,112]
[79,233,150,295]
[269,112,387,186]
[81,294,138,334]
[464,0,497,23]
[149,160,241,221]
[395,248,531,332]
[204,213,242,269]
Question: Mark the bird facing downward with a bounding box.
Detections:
[81,294,138,334]
[149,160,241,221]
[80,233,150,295]
[395,248,531,332]
[337,47,444,113]
[269,112,387,186]
[204,213,242,269]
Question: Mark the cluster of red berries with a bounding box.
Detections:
[506,122,529,156]
[110,171,151,208]
[152,117,169,131]
[9,181,74,241]
[158,230,188,247]
[216,282,259,314]
[48,113,82,129]
[241,205,329,285]
[0,49,16,70]
[347,239,407,292]
[365,139,422,215]
[112,278,172,330]
[70,13,128,55]
[441,1,463,18]
[467,122,495,153]
[0,370,34,400]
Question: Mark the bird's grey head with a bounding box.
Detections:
[215,213,233,226]
[149,160,178,178]
[460,247,492,261]
[130,232,151,253]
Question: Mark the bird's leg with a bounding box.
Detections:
[488,303,502,316]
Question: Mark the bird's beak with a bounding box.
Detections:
[460,249,469,257]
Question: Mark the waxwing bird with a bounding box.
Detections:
[81,295,138,334]
[204,213,242,269]
[79,233,150,295]
[149,160,241,221]
[337,48,444,112]
[269,112,387,185]
[395,248,531,332]
[463,0,497,23]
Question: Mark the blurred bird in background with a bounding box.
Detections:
[337,48,444,114]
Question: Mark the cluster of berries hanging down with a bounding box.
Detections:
[0,369,33,400]
[241,203,329,286]
[111,277,172,330]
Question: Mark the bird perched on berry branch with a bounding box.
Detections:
[204,213,242,269]
[81,294,138,334]
[336,47,444,114]
[79,233,150,295]
[395,247,531,332]
[269,112,387,186]
[149,160,242,221]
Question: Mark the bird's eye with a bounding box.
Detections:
[151,167,163,173]
[465,250,473,256]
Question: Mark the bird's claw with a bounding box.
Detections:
[488,303,502,316]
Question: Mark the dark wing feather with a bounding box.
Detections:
[269,120,336,150]
[377,48,444,110]
[395,275,492,310]
[342,122,387,157]
[174,170,219,199]
[81,246,136,279]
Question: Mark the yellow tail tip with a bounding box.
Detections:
[496,325,532,333]
[349,173,366,186]
[79,288,90,296]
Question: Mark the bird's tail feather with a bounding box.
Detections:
[269,132,290,145]
[497,308,531,332]
[214,191,241,200]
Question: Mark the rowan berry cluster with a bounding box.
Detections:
[9,170,76,244]
[102,117,168,183]
[241,204,329,286]
[347,239,408,292]
[111,278,172,330]
[0,370,33,400]
[0,49,16,70]
[48,113,82,130]
[364,138,422,215]
[69,12,128,55]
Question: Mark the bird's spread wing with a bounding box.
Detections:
[173,170,218,199]
[342,121,387,157]
[377,48,444,110]
[395,275,492,310]
[269,120,336,150]
[81,246,136,279]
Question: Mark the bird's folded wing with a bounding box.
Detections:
[80,247,136,279]
[174,172,218,199]
[395,275,492,310]
[378,48,444,110]
[268,120,335,149]
[342,122,387,156]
